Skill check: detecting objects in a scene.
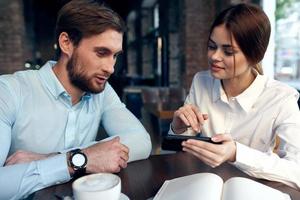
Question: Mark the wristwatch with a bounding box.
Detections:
[68,149,87,178]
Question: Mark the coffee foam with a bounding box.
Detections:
[75,174,119,192]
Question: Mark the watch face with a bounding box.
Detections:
[72,153,86,167]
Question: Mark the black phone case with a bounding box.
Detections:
[161,135,221,151]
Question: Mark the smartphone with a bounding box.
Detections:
[161,134,221,151]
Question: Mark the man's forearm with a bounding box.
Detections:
[0,154,70,200]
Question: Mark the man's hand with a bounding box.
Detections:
[5,150,54,166]
[171,104,208,134]
[182,133,236,168]
[83,136,129,173]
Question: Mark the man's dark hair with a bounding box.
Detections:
[55,0,126,55]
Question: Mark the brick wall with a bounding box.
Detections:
[179,0,216,90]
[179,0,256,90]
[0,0,27,74]
[168,0,181,87]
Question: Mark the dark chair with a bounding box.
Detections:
[169,87,186,103]
[141,87,160,104]
[122,87,144,119]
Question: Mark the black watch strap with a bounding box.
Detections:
[68,149,87,178]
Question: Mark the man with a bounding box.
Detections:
[0,0,151,199]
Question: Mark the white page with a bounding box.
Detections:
[154,173,224,200]
[222,177,291,200]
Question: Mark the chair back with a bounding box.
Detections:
[169,87,186,103]
[141,87,186,104]
[141,87,160,103]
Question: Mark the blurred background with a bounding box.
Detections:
[0,0,299,153]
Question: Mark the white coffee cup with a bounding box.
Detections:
[72,173,121,200]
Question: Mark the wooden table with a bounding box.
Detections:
[32,153,300,200]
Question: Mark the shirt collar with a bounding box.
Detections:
[212,72,267,112]
[235,73,266,112]
[212,79,227,103]
[38,61,92,101]
[38,61,66,99]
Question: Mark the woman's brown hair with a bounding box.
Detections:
[208,3,271,74]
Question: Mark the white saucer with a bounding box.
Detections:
[120,193,130,200]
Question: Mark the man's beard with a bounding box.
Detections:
[67,53,106,94]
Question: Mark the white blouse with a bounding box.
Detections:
[171,70,300,189]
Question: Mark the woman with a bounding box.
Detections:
[170,3,300,189]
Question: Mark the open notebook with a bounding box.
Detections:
[153,173,291,200]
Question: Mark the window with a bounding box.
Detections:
[273,0,300,90]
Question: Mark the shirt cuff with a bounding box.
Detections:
[37,153,71,186]
[232,142,259,171]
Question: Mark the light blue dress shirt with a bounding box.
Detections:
[0,61,151,199]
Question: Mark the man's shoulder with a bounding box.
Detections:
[88,82,123,113]
[0,70,39,91]
[100,82,115,95]
[89,82,115,101]
[0,69,38,82]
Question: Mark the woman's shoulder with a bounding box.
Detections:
[189,70,215,92]
[266,78,298,94]
[193,70,214,82]
[264,77,299,101]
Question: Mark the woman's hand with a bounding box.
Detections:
[182,133,236,167]
[171,104,208,134]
